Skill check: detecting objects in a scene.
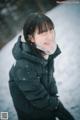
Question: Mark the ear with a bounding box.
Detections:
[28,35,35,43]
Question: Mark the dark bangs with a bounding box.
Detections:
[23,12,54,41]
[35,14,54,34]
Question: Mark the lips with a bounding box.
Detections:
[44,43,54,49]
[44,43,53,48]
[44,42,51,45]
[36,42,57,55]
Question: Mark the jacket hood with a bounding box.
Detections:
[12,36,61,66]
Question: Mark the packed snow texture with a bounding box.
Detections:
[0,3,80,120]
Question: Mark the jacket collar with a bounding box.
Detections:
[13,36,61,66]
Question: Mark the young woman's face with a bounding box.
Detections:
[29,28,56,55]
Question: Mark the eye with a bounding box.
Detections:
[38,32,47,37]
[42,32,47,35]
[50,29,53,32]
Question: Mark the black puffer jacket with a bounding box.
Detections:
[9,36,61,119]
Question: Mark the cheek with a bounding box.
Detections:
[35,36,45,45]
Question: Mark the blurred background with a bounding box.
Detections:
[0,0,60,49]
[0,0,80,120]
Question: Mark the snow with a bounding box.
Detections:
[0,3,80,120]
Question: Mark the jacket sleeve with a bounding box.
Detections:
[14,65,59,111]
[48,45,62,96]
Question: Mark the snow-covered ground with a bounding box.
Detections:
[0,3,80,120]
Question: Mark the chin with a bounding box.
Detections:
[45,50,54,55]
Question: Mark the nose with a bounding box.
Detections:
[46,31,53,41]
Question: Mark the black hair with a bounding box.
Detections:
[23,12,55,43]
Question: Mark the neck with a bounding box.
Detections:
[42,53,49,60]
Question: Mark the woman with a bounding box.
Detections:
[9,12,75,120]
